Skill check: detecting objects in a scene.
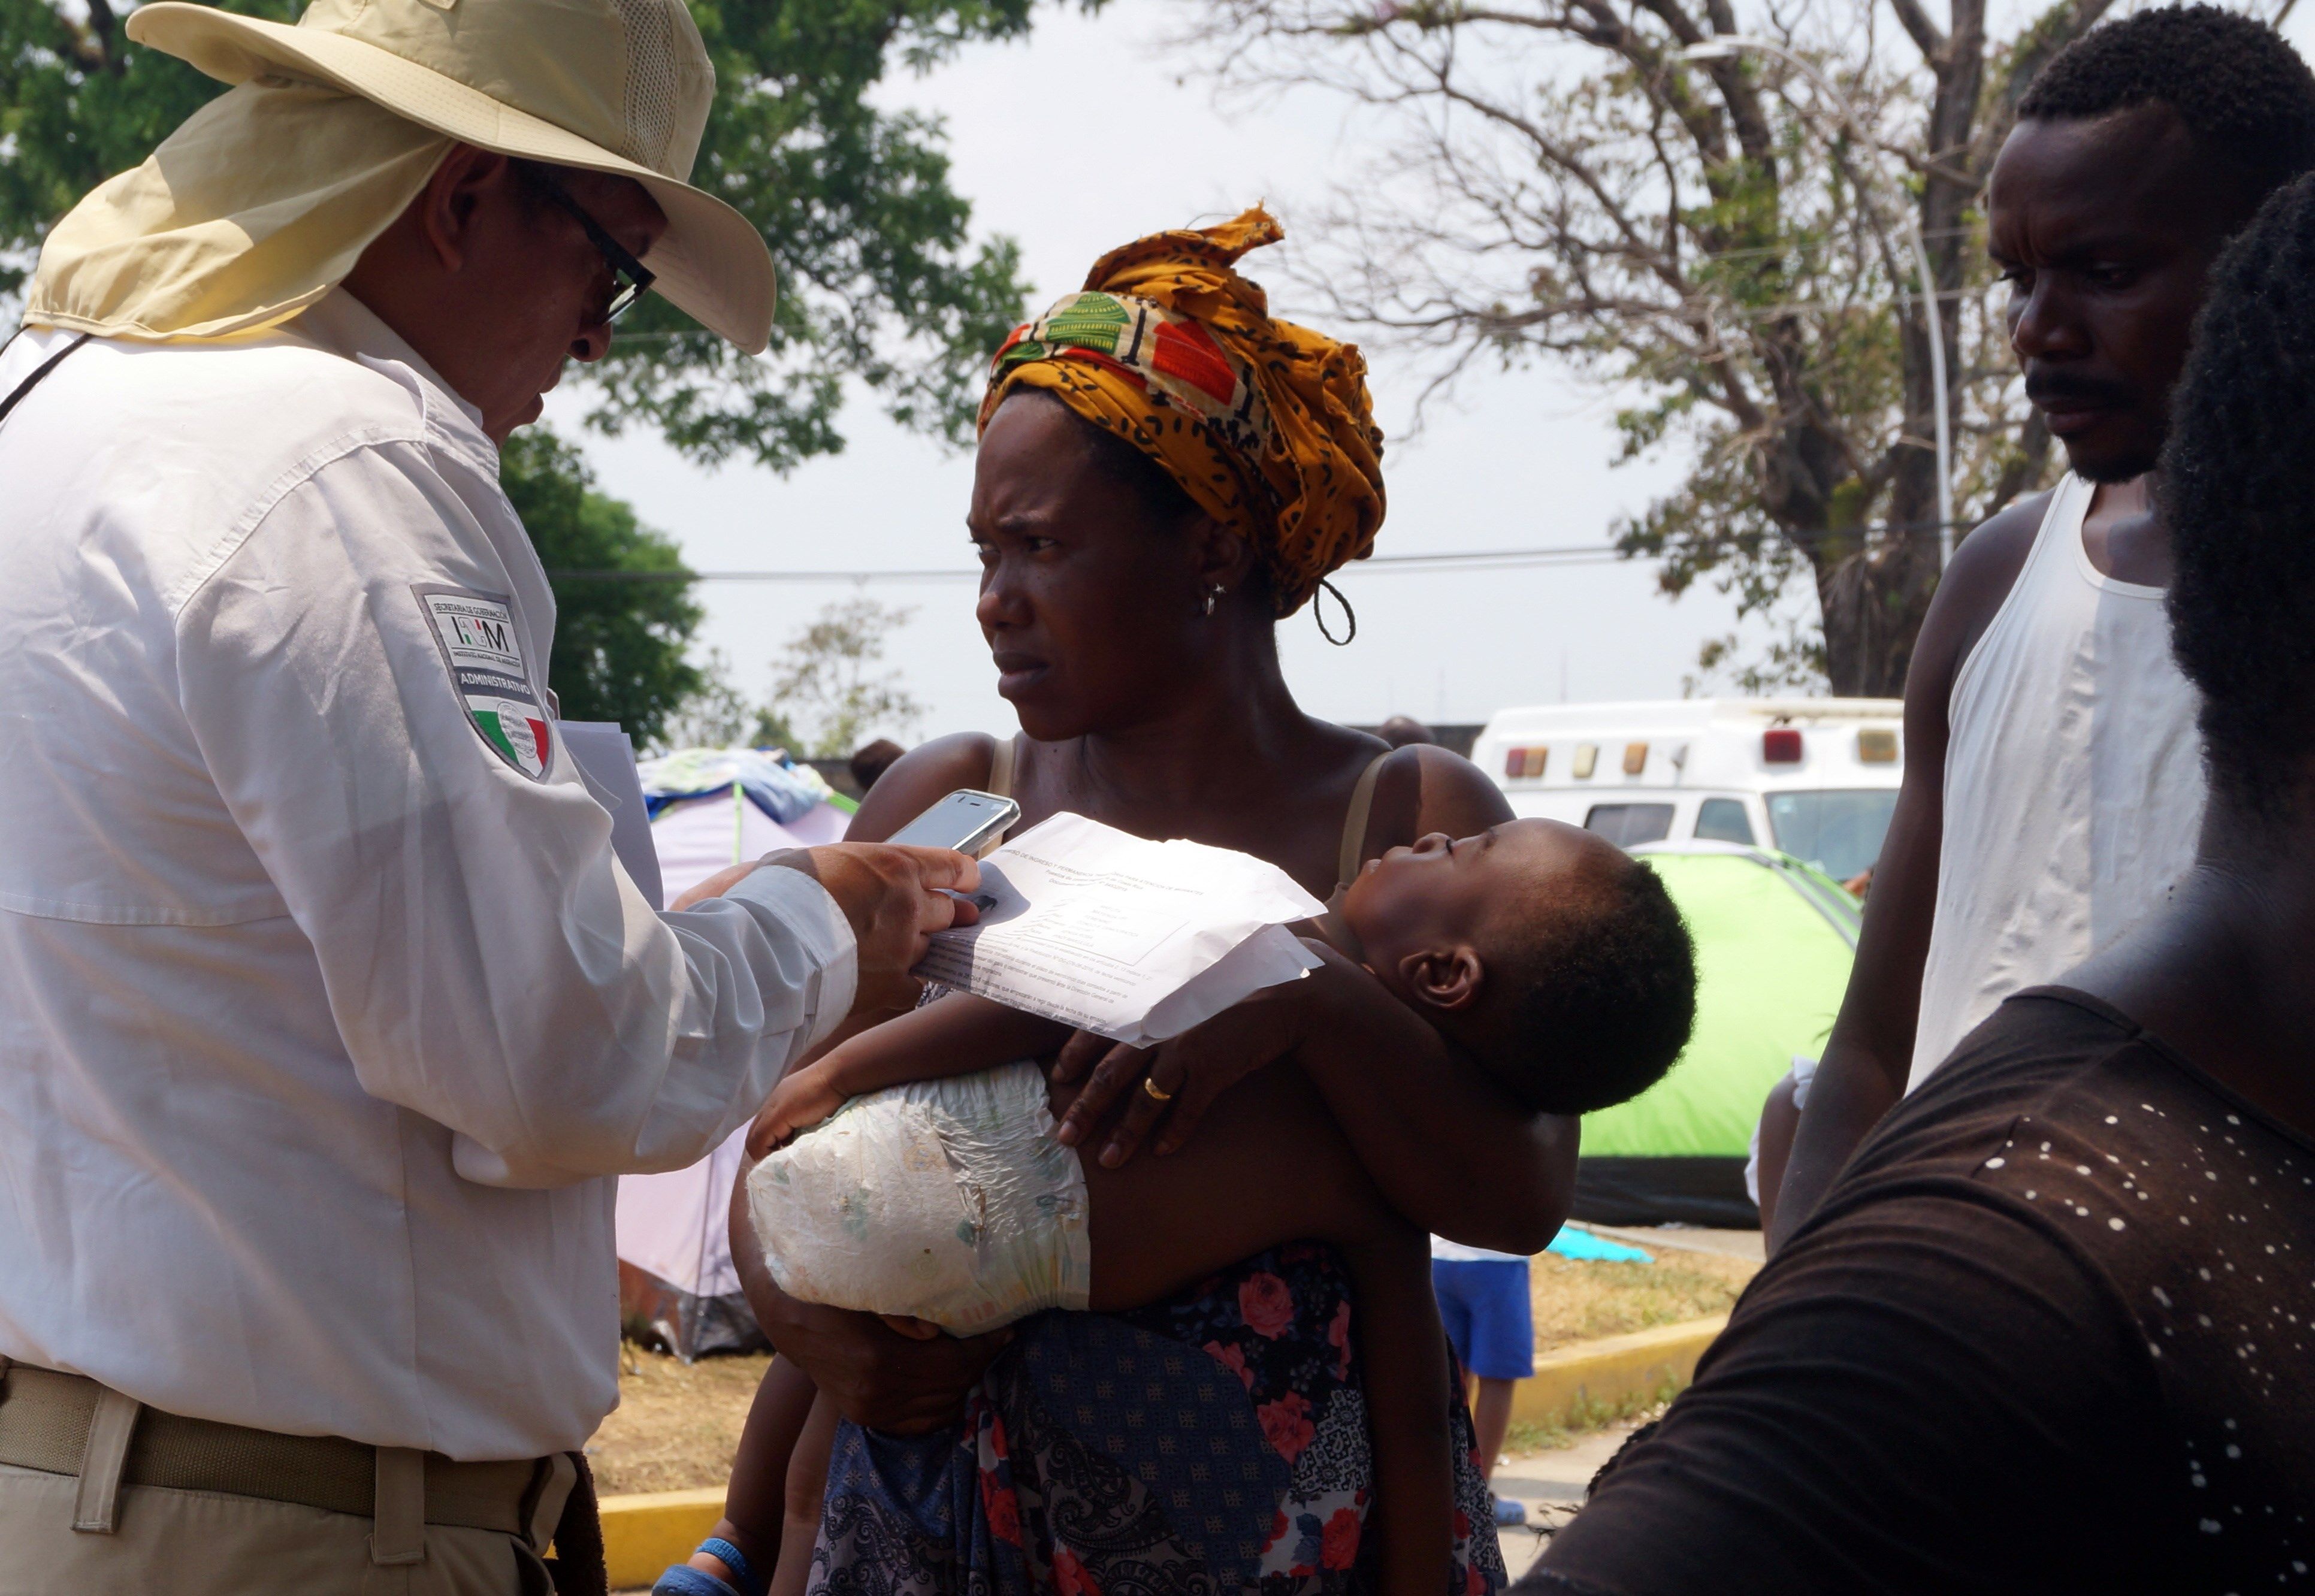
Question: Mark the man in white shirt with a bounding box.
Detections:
[0,1,981,1589]
[1767,8,2315,1248]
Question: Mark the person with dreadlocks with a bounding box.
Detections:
[1521,162,2315,1596]
[648,210,1590,1596]
[1768,5,2315,1247]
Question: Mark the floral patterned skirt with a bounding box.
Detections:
[809,1243,1506,1596]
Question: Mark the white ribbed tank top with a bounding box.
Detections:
[1908,474,2205,1089]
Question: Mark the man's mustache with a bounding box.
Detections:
[2025,373,2137,412]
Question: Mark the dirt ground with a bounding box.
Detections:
[1528,1243,1758,1353]
[586,1239,1764,1496]
[588,1346,772,1497]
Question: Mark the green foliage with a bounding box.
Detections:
[767,597,923,756]
[500,428,704,747]
[0,0,1032,464]
[654,602,921,759]
[657,648,801,753]
[0,0,294,297]
[572,0,1038,467]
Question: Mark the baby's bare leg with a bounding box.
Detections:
[684,1356,817,1591]
[1066,1065,1454,1596]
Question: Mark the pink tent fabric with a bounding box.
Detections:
[615,789,851,1355]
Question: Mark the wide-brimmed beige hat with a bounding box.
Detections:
[29,0,773,350]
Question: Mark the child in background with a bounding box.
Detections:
[1430,1236,1536,1525]
[661,818,1696,1596]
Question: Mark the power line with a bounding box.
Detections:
[546,519,1971,584]
[545,543,1628,584]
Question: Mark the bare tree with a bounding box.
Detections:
[769,599,927,758]
[1181,0,2148,693]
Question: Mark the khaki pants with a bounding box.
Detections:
[0,1358,588,1594]
[0,1455,548,1594]
[0,1461,553,1594]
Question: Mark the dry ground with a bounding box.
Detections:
[588,1347,772,1497]
[1528,1244,1758,1353]
[586,1239,1765,1495]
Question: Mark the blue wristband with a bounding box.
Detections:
[699,1537,766,1596]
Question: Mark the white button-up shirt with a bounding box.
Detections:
[0,294,855,1459]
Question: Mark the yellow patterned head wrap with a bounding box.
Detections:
[976,207,1385,618]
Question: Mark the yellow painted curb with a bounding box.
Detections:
[597,1316,1731,1585]
[601,1485,725,1590]
[1510,1313,1728,1430]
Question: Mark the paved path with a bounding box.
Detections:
[1487,1419,1646,1582]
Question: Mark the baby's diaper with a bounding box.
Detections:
[745,1060,1091,1336]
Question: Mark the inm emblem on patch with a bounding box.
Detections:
[413,584,554,780]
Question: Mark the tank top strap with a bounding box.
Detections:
[986,733,1019,800]
[1335,751,1392,891]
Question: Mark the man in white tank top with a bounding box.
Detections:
[1768,7,2315,1249]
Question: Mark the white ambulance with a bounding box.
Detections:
[1473,698,1905,883]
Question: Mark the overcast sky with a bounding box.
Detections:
[548,0,1793,745]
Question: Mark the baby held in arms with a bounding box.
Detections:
[673,820,1696,1596]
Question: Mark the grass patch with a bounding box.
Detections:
[1503,1376,1685,1455]
[1530,1246,1758,1353]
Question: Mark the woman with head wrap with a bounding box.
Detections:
[690,211,1575,1596]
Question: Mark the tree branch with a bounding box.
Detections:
[1885,0,1948,64]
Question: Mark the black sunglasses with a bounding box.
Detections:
[528,167,656,324]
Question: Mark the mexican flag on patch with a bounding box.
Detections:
[473,699,553,775]
[413,584,556,781]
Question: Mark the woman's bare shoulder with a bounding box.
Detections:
[1340,738,1511,855]
[847,732,1001,842]
[1398,743,1514,833]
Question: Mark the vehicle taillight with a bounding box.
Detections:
[1622,742,1648,775]
[1763,729,1803,764]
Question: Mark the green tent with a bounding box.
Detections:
[1570,841,1861,1228]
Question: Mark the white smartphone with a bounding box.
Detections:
[886,788,1020,858]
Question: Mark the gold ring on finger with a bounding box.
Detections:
[1141,1075,1175,1104]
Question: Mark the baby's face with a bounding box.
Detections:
[1338,818,1612,1006]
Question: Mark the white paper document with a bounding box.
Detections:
[558,720,664,909]
[915,812,1328,1045]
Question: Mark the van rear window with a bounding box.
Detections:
[1584,803,1675,848]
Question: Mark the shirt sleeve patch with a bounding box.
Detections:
[413,583,555,781]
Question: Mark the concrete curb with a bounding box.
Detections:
[601,1486,725,1590]
[599,1314,1733,1586]
[1509,1313,1728,1430]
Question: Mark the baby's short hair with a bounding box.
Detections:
[1454,853,1697,1116]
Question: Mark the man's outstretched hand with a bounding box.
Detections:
[673,844,980,1014]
